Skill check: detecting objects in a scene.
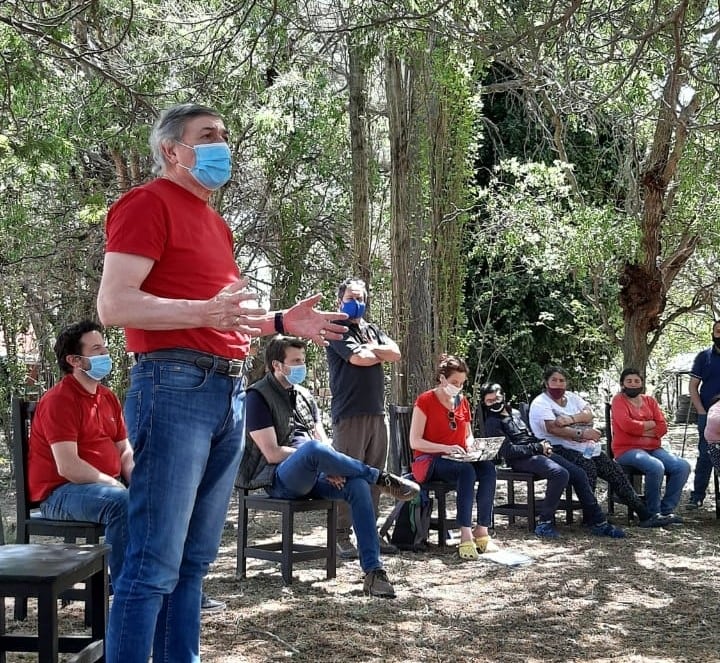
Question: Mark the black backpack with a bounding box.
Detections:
[380,489,432,552]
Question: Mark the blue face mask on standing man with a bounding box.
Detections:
[176,142,232,190]
[341,299,366,320]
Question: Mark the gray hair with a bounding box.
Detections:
[149,103,222,175]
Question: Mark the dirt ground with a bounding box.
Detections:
[2,425,719,663]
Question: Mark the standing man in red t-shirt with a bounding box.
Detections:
[28,320,133,584]
[97,103,347,663]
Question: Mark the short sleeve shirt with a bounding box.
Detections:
[528,391,589,451]
[690,347,720,409]
[326,321,389,424]
[28,375,127,502]
[104,178,250,359]
[413,389,471,459]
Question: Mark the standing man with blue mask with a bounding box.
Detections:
[27,320,132,584]
[687,320,720,509]
[325,278,402,558]
[239,335,419,598]
[97,103,347,663]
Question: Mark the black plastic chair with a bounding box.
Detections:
[11,397,105,623]
[388,404,458,546]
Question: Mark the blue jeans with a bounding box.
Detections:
[616,447,691,515]
[269,440,382,573]
[509,455,569,522]
[692,414,713,501]
[105,357,246,663]
[40,482,129,581]
[545,449,606,524]
[428,458,496,527]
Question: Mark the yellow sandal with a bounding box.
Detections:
[475,535,499,553]
[458,540,479,560]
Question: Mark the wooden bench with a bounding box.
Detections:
[0,543,109,663]
[236,489,337,585]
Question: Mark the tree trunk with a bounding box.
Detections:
[619,2,700,373]
[347,36,371,286]
[386,50,433,405]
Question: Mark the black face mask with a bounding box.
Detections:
[622,387,643,398]
[712,335,720,350]
[488,400,506,413]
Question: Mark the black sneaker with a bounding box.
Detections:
[661,512,684,525]
[685,496,703,510]
[376,472,420,501]
[201,593,226,612]
[363,568,396,599]
[638,513,673,528]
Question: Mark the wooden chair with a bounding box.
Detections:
[236,489,337,585]
[474,402,582,531]
[11,397,105,623]
[0,543,108,663]
[388,404,458,545]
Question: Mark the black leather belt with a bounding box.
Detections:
[136,349,246,378]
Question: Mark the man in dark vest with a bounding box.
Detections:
[238,335,419,598]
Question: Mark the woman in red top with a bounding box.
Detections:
[409,354,498,560]
[610,368,690,523]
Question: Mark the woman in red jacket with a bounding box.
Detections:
[610,368,690,524]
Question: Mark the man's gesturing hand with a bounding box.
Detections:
[283,294,348,346]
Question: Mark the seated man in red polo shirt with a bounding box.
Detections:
[28,320,133,583]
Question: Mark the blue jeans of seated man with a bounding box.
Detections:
[691,414,713,502]
[616,447,691,515]
[509,455,569,522]
[428,458,496,528]
[269,439,382,573]
[105,357,246,663]
[41,482,129,582]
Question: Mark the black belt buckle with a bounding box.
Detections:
[225,359,244,377]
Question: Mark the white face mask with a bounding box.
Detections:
[443,383,462,398]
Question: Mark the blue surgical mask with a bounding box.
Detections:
[341,299,366,319]
[82,354,112,381]
[284,364,307,385]
[177,141,232,190]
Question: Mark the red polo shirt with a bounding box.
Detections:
[28,375,127,502]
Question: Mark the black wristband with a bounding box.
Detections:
[274,311,285,334]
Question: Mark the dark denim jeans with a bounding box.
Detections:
[509,454,569,522]
[547,449,607,525]
[428,458,496,528]
[105,357,245,663]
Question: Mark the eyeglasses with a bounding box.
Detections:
[447,410,457,431]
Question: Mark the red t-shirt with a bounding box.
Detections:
[28,375,128,502]
[413,389,472,459]
[610,392,668,458]
[105,178,250,359]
